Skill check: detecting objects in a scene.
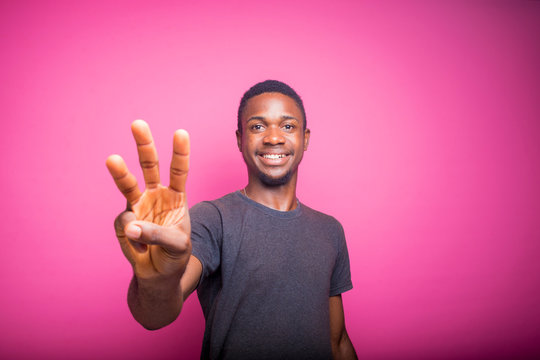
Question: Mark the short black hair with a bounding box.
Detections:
[237,80,306,133]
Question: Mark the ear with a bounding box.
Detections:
[303,128,311,151]
[236,130,242,152]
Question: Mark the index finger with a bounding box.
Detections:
[169,129,190,193]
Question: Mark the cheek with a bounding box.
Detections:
[242,138,257,155]
[291,134,305,148]
[246,135,261,147]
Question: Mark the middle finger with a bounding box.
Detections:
[131,119,160,189]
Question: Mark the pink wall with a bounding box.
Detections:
[1,1,539,359]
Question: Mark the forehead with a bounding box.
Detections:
[242,92,303,121]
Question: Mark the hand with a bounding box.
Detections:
[106,120,191,281]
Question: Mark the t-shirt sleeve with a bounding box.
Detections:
[329,221,353,297]
[190,201,223,285]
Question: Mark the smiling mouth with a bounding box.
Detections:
[261,154,288,159]
[257,152,291,165]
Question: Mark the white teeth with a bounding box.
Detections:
[262,154,286,159]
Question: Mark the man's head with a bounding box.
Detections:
[236,80,310,187]
[237,80,307,134]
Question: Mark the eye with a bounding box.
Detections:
[283,124,295,131]
[251,124,264,131]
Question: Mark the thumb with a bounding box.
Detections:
[125,220,190,254]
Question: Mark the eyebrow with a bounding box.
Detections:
[247,116,265,122]
[247,115,299,122]
[281,115,298,121]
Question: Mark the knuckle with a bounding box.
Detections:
[114,211,134,234]
[114,215,121,228]
[176,232,191,252]
[170,167,188,177]
[114,214,124,232]
[140,160,159,169]
[123,184,139,195]
[144,181,159,190]
[150,226,162,245]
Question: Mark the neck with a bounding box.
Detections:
[243,173,299,211]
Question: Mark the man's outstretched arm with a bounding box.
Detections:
[126,254,202,330]
[330,295,357,360]
[107,120,201,330]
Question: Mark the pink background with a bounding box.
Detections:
[1,1,539,359]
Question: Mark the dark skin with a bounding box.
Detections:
[106,93,357,359]
[106,122,201,329]
[236,92,309,211]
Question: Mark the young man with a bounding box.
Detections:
[106,80,356,359]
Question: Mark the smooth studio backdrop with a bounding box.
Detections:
[1,1,539,359]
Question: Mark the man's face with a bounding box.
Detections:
[236,92,310,186]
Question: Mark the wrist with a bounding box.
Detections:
[128,273,183,330]
[134,272,182,292]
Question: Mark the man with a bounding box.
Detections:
[106,80,356,359]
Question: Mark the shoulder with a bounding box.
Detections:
[190,191,245,220]
[298,202,347,250]
[300,202,344,232]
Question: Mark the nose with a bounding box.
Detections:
[263,127,285,145]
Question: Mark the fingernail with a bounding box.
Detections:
[125,224,142,239]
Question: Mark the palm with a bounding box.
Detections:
[133,186,186,227]
[107,120,191,279]
[131,186,189,277]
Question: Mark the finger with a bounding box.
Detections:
[170,129,190,193]
[131,119,160,189]
[125,220,190,255]
[114,210,136,236]
[114,211,147,255]
[106,154,142,204]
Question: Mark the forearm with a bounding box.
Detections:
[127,274,183,330]
[332,331,357,360]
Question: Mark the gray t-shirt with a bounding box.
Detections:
[190,191,353,360]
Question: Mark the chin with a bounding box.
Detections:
[258,171,292,186]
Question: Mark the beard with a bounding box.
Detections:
[258,169,293,186]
